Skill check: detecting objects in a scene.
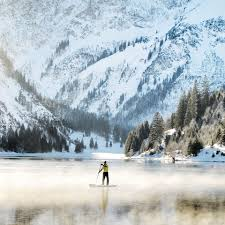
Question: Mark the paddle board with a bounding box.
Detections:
[89,184,117,188]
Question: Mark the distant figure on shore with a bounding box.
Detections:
[172,156,175,164]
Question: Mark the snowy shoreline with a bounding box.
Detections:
[0,132,125,160]
[1,138,225,163]
[131,144,225,163]
[1,146,225,163]
[0,151,125,160]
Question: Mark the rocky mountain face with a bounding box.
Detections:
[0,48,62,136]
[0,0,225,129]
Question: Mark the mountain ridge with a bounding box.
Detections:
[0,0,225,127]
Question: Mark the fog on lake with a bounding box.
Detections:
[0,159,225,225]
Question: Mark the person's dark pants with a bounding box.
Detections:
[102,172,109,185]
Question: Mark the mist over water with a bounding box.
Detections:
[0,159,225,225]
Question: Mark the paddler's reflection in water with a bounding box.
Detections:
[101,187,109,215]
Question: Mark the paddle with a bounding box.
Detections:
[96,164,103,185]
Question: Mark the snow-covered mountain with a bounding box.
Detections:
[0,52,54,134]
[1,0,225,126]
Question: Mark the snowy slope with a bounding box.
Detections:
[191,145,225,162]
[0,54,58,135]
[69,131,124,159]
[0,0,225,125]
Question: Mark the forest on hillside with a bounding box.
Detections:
[11,70,129,139]
[125,78,225,157]
[0,121,69,153]
[0,68,129,153]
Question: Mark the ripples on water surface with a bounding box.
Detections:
[0,159,225,225]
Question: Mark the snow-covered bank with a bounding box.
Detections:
[191,144,225,162]
[131,150,188,163]
[1,145,225,162]
[132,144,225,163]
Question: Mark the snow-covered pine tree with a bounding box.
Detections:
[149,112,164,147]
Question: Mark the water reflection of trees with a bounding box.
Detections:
[6,194,225,225]
[11,208,43,225]
[176,196,225,225]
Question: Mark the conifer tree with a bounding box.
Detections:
[94,141,98,149]
[125,132,134,156]
[143,121,150,138]
[113,125,120,142]
[1,136,8,150]
[201,75,210,115]
[184,96,192,126]
[129,135,139,154]
[221,128,225,145]
[0,120,69,153]
[75,141,84,153]
[170,113,176,129]
[149,112,164,147]
[175,93,187,128]
[191,81,200,120]
[216,128,222,142]
[81,139,85,149]
[89,137,94,149]
[7,128,18,151]
[137,124,145,142]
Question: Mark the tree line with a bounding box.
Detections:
[125,112,164,156]
[0,123,69,153]
[125,77,225,157]
[8,70,128,142]
[171,77,210,129]
[166,85,225,157]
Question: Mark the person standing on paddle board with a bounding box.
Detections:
[98,161,109,185]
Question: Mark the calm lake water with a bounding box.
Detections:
[0,159,225,225]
